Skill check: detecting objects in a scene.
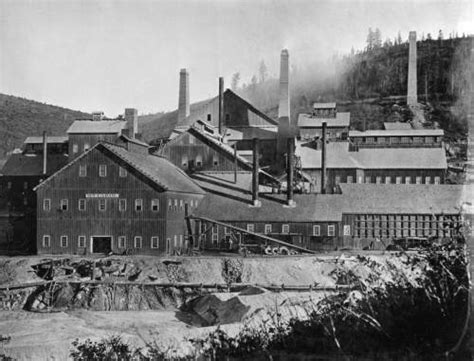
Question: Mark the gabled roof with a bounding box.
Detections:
[34,142,204,194]
[340,184,469,214]
[296,141,447,169]
[349,129,444,137]
[298,112,350,128]
[383,122,412,130]
[24,136,68,144]
[192,175,343,222]
[67,120,127,134]
[1,153,68,176]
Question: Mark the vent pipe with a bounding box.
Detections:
[321,122,327,194]
[287,138,295,207]
[42,131,48,175]
[252,138,261,207]
[407,31,417,106]
[218,77,224,135]
[178,69,190,123]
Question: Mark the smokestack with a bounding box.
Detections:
[252,138,261,207]
[286,138,295,207]
[42,131,47,175]
[178,69,190,123]
[277,49,291,159]
[321,122,327,194]
[124,108,138,138]
[218,77,224,135]
[407,31,417,106]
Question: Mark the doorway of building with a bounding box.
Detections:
[92,236,112,254]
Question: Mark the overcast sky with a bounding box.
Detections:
[0,0,472,116]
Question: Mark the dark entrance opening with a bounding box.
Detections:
[92,236,112,254]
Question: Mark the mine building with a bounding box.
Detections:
[34,141,204,255]
[348,129,444,149]
[297,102,350,141]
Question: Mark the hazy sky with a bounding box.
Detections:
[1,0,472,116]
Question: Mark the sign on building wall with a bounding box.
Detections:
[85,194,119,198]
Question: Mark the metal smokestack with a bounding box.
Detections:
[178,69,190,123]
[252,138,261,207]
[42,131,47,175]
[321,122,327,194]
[287,138,295,207]
[218,77,224,135]
[277,49,291,160]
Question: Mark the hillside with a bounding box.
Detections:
[0,94,90,158]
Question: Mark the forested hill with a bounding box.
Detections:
[0,94,90,158]
[233,34,472,140]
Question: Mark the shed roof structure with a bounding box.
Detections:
[349,129,444,137]
[24,136,68,144]
[67,120,127,134]
[383,122,413,130]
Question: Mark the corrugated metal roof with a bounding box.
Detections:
[340,184,471,214]
[296,141,447,169]
[192,175,343,222]
[1,153,68,176]
[298,112,350,128]
[349,129,444,137]
[383,122,413,130]
[313,102,336,109]
[24,136,68,144]
[67,120,127,134]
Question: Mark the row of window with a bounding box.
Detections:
[5,182,29,190]
[203,223,336,238]
[72,143,91,154]
[181,155,219,169]
[43,198,198,212]
[42,235,161,249]
[78,164,127,178]
[334,175,441,185]
[352,136,441,144]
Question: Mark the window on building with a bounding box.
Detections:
[225,113,230,121]
[247,224,255,232]
[282,224,290,234]
[365,176,371,184]
[43,199,51,211]
[174,199,178,211]
[60,235,68,248]
[264,224,272,234]
[99,199,106,211]
[151,199,159,212]
[213,155,219,167]
[118,236,126,248]
[425,176,431,184]
[135,199,143,211]
[395,176,402,184]
[207,114,211,122]
[84,143,90,152]
[119,166,127,177]
[180,235,183,248]
[328,225,335,237]
[335,176,341,185]
[168,199,172,210]
[375,176,382,184]
[358,176,363,184]
[60,199,68,211]
[78,236,86,248]
[151,236,159,249]
[73,144,79,153]
[434,176,441,184]
[99,164,107,177]
[385,176,391,184]
[134,236,142,248]
[119,199,126,212]
[23,181,28,190]
[190,200,194,208]
[42,235,51,248]
[347,176,353,183]
[7,182,12,189]
[196,155,202,168]
[79,165,87,177]
[182,155,188,168]
[23,197,28,206]
[224,227,231,235]
[78,199,86,211]
[179,199,184,210]
[313,225,320,236]
[405,176,411,184]
[415,176,422,184]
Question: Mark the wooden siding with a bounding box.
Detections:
[68,134,118,161]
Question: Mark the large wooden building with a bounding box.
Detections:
[34,141,204,255]
[297,103,350,141]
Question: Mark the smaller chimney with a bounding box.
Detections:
[286,138,295,207]
[218,77,224,135]
[124,108,138,138]
[178,69,190,123]
[321,122,327,194]
[252,138,261,207]
[42,131,48,175]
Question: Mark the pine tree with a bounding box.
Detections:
[374,28,382,48]
[231,72,241,91]
[258,60,268,83]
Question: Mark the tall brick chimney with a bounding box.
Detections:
[321,122,327,194]
[277,49,291,159]
[407,31,417,106]
[124,108,138,138]
[178,69,190,123]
